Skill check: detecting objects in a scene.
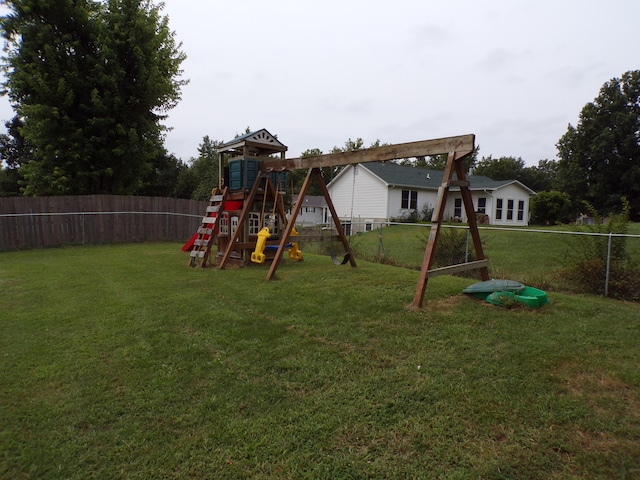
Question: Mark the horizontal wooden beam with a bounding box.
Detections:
[425,259,489,278]
[261,134,475,171]
[447,180,470,188]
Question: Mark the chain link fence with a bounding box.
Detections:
[295,222,640,300]
[3,202,639,300]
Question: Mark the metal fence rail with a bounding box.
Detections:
[297,221,640,299]
[2,199,639,299]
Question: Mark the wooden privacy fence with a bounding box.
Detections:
[0,195,208,251]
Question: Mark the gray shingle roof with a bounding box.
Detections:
[294,195,326,208]
[361,162,533,193]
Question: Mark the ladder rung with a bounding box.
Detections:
[198,227,213,235]
[210,195,224,202]
[202,216,217,224]
[190,250,206,258]
[206,206,219,213]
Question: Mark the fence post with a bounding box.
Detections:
[465,229,471,263]
[604,232,612,297]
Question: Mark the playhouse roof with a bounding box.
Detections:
[218,129,287,155]
[333,162,535,194]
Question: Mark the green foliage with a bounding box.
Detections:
[530,190,572,225]
[474,155,526,180]
[555,70,640,220]
[296,139,380,196]
[431,227,478,272]
[0,0,188,195]
[137,153,186,197]
[396,146,479,172]
[0,165,20,196]
[561,199,640,299]
[185,135,221,200]
[416,226,478,274]
[474,156,557,192]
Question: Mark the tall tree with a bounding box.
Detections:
[555,70,640,219]
[176,135,221,200]
[0,0,187,195]
[523,159,557,192]
[0,115,30,195]
[473,154,554,192]
[473,155,526,180]
[396,146,479,172]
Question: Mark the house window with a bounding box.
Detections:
[230,215,239,238]
[402,190,418,209]
[342,221,352,236]
[249,212,260,236]
[454,198,462,218]
[507,200,514,220]
[219,212,229,235]
[365,221,373,232]
[517,200,525,221]
[305,207,316,213]
[477,197,486,214]
[496,199,503,220]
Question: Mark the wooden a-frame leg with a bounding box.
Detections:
[315,168,356,267]
[412,152,456,309]
[454,160,490,282]
[218,174,265,269]
[266,167,357,281]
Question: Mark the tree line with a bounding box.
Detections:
[0,2,638,224]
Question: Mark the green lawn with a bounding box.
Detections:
[1,243,639,479]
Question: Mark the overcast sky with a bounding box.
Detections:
[1,0,638,165]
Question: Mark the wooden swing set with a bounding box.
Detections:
[260,133,489,308]
[191,131,489,308]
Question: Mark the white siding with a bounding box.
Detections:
[489,184,530,226]
[443,185,530,226]
[329,166,532,227]
[388,187,439,220]
[328,165,388,220]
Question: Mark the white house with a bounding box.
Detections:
[293,195,326,225]
[326,162,536,233]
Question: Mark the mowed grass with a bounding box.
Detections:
[1,243,639,479]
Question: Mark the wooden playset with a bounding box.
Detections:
[185,129,490,308]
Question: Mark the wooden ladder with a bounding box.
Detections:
[189,187,228,267]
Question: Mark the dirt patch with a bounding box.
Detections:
[418,295,465,313]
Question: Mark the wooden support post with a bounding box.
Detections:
[315,168,356,268]
[453,159,490,283]
[412,152,456,308]
[266,167,356,281]
[218,173,268,269]
[266,168,314,280]
[412,150,489,308]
